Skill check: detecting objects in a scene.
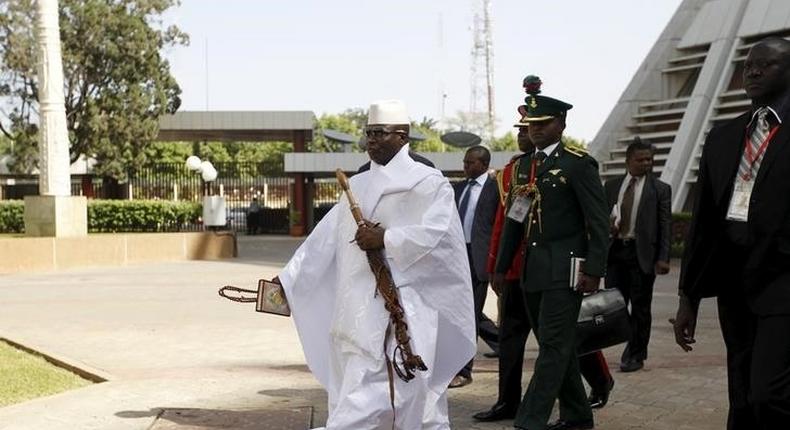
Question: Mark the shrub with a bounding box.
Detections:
[0,201,25,233]
[87,200,202,233]
[671,212,692,258]
[0,200,202,234]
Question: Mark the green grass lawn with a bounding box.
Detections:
[0,340,92,407]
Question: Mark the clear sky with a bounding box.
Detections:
[163,0,684,141]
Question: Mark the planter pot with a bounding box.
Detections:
[289,225,305,237]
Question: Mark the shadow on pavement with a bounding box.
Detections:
[117,407,313,429]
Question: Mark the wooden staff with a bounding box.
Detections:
[335,169,428,382]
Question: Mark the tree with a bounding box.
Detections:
[490,131,517,151]
[311,108,369,153]
[0,0,188,180]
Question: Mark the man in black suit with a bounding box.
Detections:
[605,137,672,373]
[450,145,500,388]
[674,37,790,429]
[577,138,671,408]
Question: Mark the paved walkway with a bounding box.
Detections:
[0,236,728,429]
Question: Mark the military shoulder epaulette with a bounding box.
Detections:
[563,141,588,158]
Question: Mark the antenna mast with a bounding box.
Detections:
[470,0,495,142]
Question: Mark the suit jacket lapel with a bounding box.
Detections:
[755,121,790,185]
[454,181,464,205]
[637,175,656,222]
[714,116,750,205]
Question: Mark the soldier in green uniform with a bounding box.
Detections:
[492,82,609,430]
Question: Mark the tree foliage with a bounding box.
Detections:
[143,140,292,176]
[312,109,364,153]
[0,0,188,179]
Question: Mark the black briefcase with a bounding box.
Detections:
[576,288,631,356]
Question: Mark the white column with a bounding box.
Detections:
[25,0,87,237]
[35,0,71,196]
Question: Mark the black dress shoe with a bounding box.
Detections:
[483,350,499,358]
[620,359,644,373]
[472,401,517,421]
[588,378,614,409]
[546,419,595,430]
[448,374,472,388]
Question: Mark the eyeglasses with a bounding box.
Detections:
[364,127,408,139]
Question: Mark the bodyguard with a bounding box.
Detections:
[493,86,609,430]
[674,37,790,429]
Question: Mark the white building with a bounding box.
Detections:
[589,0,790,211]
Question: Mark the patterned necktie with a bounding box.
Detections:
[619,177,638,238]
[738,108,771,180]
[458,179,474,225]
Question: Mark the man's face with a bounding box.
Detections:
[626,148,654,177]
[743,42,790,102]
[365,125,408,165]
[516,127,534,153]
[463,151,488,179]
[527,117,565,149]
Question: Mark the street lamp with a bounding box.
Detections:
[185,156,225,228]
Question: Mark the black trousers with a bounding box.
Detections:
[497,279,531,406]
[605,240,656,363]
[459,245,499,378]
[718,290,790,429]
[516,288,592,429]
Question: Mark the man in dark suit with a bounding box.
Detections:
[450,145,500,388]
[674,37,790,429]
[473,113,534,421]
[494,90,608,430]
[605,137,672,373]
[578,137,671,410]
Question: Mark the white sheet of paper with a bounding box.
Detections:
[726,179,753,222]
[570,257,586,290]
[507,195,532,223]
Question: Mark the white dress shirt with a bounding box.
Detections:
[538,141,561,159]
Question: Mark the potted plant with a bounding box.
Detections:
[289,208,304,236]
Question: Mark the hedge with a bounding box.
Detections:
[0,200,202,234]
[0,201,25,233]
[671,212,692,258]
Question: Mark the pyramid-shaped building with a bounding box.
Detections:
[589,0,790,211]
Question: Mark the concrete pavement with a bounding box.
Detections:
[0,236,728,429]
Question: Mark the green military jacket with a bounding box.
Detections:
[494,141,609,291]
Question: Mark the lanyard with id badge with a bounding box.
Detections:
[726,125,779,222]
[507,156,542,238]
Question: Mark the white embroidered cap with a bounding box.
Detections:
[368,99,410,125]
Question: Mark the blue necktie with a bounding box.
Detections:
[458,179,474,225]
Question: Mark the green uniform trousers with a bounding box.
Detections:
[514,288,593,429]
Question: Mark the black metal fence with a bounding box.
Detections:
[128,162,293,233]
[1,163,462,234]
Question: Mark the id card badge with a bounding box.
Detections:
[726,179,753,222]
[507,195,532,223]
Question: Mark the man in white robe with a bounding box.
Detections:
[277,100,476,430]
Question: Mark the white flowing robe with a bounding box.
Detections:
[279,145,476,429]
